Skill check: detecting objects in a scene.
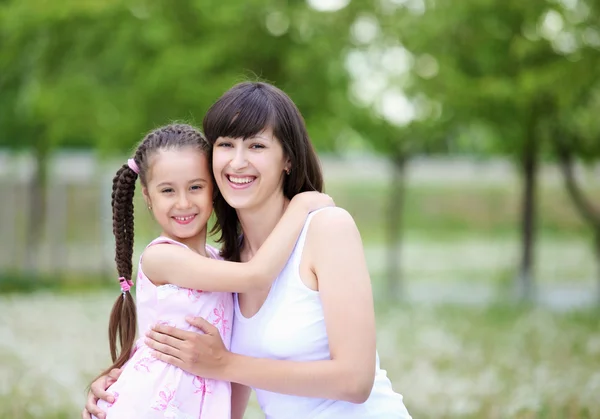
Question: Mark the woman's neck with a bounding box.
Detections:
[237,192,289,261]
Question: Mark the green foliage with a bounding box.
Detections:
[0,0,353,154]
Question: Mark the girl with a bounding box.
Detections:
[92,123,333,419]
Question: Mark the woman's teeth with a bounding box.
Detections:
[174,215,194,221]
[228,176,254,184]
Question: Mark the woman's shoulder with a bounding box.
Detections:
[306,207,358,240]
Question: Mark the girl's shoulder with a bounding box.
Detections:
[146,236,189,250]
[205,244,223,260]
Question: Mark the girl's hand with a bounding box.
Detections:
[81,368,122,419]
[290,191,335,214]
[145,317,231,380]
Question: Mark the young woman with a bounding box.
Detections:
[84,82,411,419]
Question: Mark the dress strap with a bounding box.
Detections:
[146,236,189,250]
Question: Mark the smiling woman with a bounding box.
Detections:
[141,82,412,419]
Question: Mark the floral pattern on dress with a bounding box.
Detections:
[192,375,212,395]
[133,354,157,373]
[187,289,203,301]
[209,299,230,337]
[151,384,176,412]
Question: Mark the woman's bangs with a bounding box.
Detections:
[204,88,276,142]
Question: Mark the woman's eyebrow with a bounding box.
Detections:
[245,135,273,142]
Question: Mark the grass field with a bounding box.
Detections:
[1,160,599,417]
[1,292,599,418]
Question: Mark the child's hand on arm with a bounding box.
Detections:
[288,191,335,215]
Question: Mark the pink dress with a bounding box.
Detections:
[95,237,234,419]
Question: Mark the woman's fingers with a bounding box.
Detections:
[150,323,193,341]
[84,389,105,419]
[146,328,185,351]
[108,368,122,382]
[151,349,185,369]
[185,316,218,335]
[83,368,122,418]
[91,377,115,403]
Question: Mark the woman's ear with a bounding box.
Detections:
[284,158,292,175]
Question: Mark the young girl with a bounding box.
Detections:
[93,124,333,419]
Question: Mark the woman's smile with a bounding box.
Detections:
[226,174,257,190]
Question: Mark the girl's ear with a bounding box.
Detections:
[142,187,152,209]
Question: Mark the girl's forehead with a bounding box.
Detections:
[146,149,209,179]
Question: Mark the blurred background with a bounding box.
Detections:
[1,0,600,417]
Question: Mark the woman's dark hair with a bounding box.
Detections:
[203,81,323,261]
[98,123,209,380]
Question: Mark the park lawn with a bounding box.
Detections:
[0,292,599,418]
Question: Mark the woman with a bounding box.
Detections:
[84,82,411,419]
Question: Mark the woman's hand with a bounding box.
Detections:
[145,316,231,380]
[81,368,122,419]
[290,191,335,214]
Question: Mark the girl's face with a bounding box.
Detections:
[142,148,213,243]
[212,127,290,211]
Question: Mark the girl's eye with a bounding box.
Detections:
[217,142,233,148]
[190,185,203,191]
[161,188,174,193]
[250,143,265,149]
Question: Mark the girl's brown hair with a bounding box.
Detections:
[203,81,324,262]
[98,123,209,379]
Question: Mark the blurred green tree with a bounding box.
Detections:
[0,0,353,272]
[337,4,452,299]
[370,0,600,301]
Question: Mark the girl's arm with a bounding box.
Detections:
[142,191,333,293]
[231,383,251,419]
[146,208,376,403]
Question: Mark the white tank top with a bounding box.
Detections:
[231,208,411,419]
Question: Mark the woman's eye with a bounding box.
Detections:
[217,142,233,148]
[250,143,265,149]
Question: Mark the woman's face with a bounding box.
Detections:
[212,127,290,211]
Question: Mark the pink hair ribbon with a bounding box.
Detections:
[119,277,134,294]
[127,158,140,174]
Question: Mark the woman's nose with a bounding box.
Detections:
[229,146,248,170]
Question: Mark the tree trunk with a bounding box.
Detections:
[517,129,538,302]
[554,136,600,304]
[386,153,407,302]
[23,143,49,274]
[594,230,600,305]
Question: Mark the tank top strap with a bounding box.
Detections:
[288,207,331,267]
